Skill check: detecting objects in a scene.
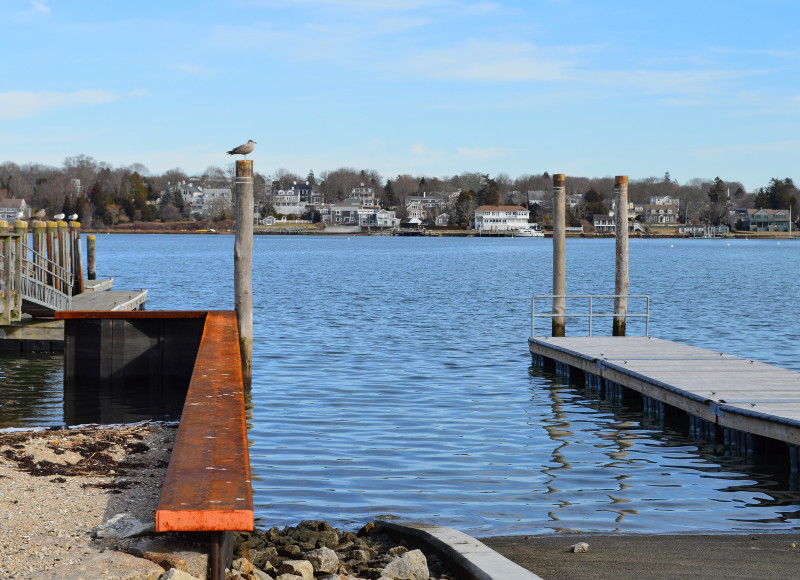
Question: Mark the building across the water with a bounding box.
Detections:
[473,205,529,232]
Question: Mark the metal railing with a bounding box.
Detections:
[531,294,650,338]
[1,232,73,322]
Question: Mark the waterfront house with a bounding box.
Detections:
[434,213,449,226]
[407,201,425,221]
[0,198,31,221]
[473,205,529,232]
[593,214,615,233]
[649,195,680,209]
[330,204,360,226]
[375,209,400,228]
[746,208,790,232]
[643,204,679,224]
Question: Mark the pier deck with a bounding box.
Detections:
[529,336,800,447]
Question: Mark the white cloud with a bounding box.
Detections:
[394,39,577,82]
[170,64,221,76]
[30,1,50,14]
[0,90,144,120]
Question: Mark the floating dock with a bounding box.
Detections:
[0,278,147,351]
[529,336,800,463]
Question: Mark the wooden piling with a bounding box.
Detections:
[234,160,253,386]
[46,221,57,290]
[552,173,566,337]
[87,235,96,280]
[613,175,629,336]
[57,221,69,294]
[70,221,84,295]
[33,221,46,288]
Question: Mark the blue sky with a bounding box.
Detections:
[1,0,798,190]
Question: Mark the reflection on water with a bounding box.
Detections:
[0,353,63,429]
[533,364,800,534]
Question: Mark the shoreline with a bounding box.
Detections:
[4,423,800,579]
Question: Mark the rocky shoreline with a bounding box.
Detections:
[0,423,456,579]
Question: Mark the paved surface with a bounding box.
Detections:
[481,533,800,580]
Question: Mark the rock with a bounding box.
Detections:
[126,537,209,578]
[251,568,274,580]
[351,549,371,562]
[275,575,304,580]
[162,569,201,580]
[306,546,339,574]
[381,549,429,580]
[388,546,408,557]
[568,542,590,553]
[142,551,188,573]
[250,546,279,570]
[358,522,375,537]
[232,557,254,575]
[92,512,155,539]
[278,559,314,580]
[279,544,302,558]
[320,575,360,580]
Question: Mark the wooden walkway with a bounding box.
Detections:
[529,336,800,448]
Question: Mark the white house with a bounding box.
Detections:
[473,205,529,232]
[375,209,400,228]
[0,198,31,221]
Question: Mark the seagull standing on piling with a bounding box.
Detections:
[227,140,257,159]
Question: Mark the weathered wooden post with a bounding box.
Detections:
[87,234,96,280]
[33,221,46,287]
[234,160,253,386]
[70,221,84,295]
[57,220,70,294]
[46,221,57,291]
[613,175,629,336]
[552,173,566,337]
[11,221,24,321]
[0,221,9,325]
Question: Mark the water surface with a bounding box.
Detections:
[2,235,800,535]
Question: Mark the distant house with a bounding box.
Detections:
[611,200,644,221]
[270,185,308,215]
[642,204,678,224]
[375,209,400,228]
[0,198,31,221]
[527,190,550,208]
[747,208,790,232]
[593,214,615,233]
[473,205,529,232]
[330,204,360,225]
[649,195,680,209]
[406,201,425,221]
[434,213,449,226]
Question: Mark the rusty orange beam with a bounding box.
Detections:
[155,310,254,532]
[56,310,208,320]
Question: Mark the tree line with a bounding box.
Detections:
[0,155,795,228]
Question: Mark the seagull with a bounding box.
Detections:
[68,213,79,221]
[53,213,65,220]
[227,140,257,159]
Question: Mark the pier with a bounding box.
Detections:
[0,220,146,350]
[529,334,800,463]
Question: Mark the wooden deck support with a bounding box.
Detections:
[552,173,566,337]
[530,336,800,461]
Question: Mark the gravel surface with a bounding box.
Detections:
[0,422,175,578]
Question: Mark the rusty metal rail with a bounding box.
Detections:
[57,309,253,580]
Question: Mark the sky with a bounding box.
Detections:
[1,0,799,191]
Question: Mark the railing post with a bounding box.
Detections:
[87,234,96,280]
[57,220,70,294]
[613,175,629,336]
[0,221,9,325]
[70,221,84,295]
[552,173,566,337]
[235,159,253,386]
[46,221,57,291]
[12,221,24,321]
[33,221,46,287]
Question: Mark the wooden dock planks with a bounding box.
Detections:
[530,336,800,445]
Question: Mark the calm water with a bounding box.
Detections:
[3,235,800,535]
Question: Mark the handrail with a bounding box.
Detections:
[531,294,650,338]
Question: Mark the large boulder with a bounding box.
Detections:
[380,549,429,580]
[306,546,339,574]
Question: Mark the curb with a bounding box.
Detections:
[376,521,543,580]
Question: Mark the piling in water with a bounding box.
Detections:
[70,221,84,295]
[552,173,566,337]
[234,160,253,386]
[87,235,96,280]
[613,175,629,336]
